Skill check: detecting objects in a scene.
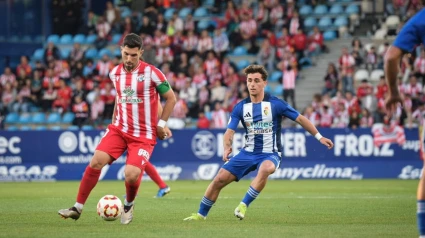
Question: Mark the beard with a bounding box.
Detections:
[124,63,134,72]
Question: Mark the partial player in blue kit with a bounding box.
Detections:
[384,8,425,238]
[184,65,334,221]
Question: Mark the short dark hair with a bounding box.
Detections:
[122,33,143,49]
[243,65,268,81]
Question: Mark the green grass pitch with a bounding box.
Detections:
[0,180,417,238]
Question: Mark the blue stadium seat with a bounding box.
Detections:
[324,31,337,41]
[20,126,32,131]
[231,46,248,56]
[334,16,348,27]
[299,57,313,68]
[67,125,80,131]
[121,9,131,18]
[111,34,122,45]
[59,34,73,44]
[179,7,192,18]
[98,48,112,58]
[103,119,112,124]
[85,35,97,44]
[6,126,18,131]
[9,35,19,42]
[34,35,44,43]
[113,48,121,57]
[50,125,62,131]
[85,48,98,59]
[29,105,40,112]
[270,71,283,83]
[203,0,214,6]
[236,60,250,71]
[4,112,19,124]
[61,48,71,59]
[314,5,328,15]
[197,20,210,31]
[18,113,31,124]
[299,5,313,16]
[47,34,60,44]
[304,17,316,29]
[330,4,344,14]
[194,7,207,17]
[164,8,176,20]
[22,35,32,42]
[318,17,332,30]
[62,112,75,124]
[346,4,360,14]
[81,125,94,131]
[32,48,44,61]
[273,87,283,96]
[265,85,272,94]
[47,112,61,124]
[31,112,46,124]
[35,126,47,131]
[73,34,86,44]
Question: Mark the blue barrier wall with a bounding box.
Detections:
[0,128,422,181]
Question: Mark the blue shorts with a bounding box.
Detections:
[222,150,281,181]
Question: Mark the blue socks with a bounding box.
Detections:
[198,196,215,217]
[418,200,425,236]
[242,186,260,207]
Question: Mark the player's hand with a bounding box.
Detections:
[223,147,232,162]
[385,93,403,114]
[320,137,333,149]
[157,126,168,140]
[164,126,173,138]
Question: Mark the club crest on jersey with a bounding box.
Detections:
[137,74,145,82]
[264,107,269,116]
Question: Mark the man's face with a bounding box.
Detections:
[246,73,266,97]
[121,46,142,71]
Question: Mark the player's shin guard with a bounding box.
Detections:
[76,166,102,205]
[145,162,167,189]
[125,174,142,204]
[418,200,425,236]
[242,186,260,207]
[198,196,215,217]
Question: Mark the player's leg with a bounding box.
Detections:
[144,161,170,198]
[184,151,252,221]
[235,153,279,220]
[121,141,155,225]
[58,126,126,220]
[184,168,236,220]
[417,164,425,238]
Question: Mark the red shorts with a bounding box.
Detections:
[96,124,155,170]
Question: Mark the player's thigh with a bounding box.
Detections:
[126,140,155,172]
[213,168,237,185]
[95,125,127,164]
[222,150,257,181]
[257,153,280,174]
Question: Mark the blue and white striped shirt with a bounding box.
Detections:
[227,94,299,154]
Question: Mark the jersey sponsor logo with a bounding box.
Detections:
[191,131,217,160]
[138,148,150,161]
[245,121,273,134]
[119,86,143,103]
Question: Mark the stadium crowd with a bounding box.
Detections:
[2,0,422,130]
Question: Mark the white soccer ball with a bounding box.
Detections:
[97,195,123,221]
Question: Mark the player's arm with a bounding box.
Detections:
[156,80,176,140]
[295,115,333,149]
[385,46,404,96]
[157,101,172,138]
[223,129,235,162]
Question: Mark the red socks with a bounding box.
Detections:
[76,166,101,204]
[125,172,142,203]
[145,162,167,189]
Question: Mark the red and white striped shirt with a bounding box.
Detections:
[239,19,257,36]
[97,60,114,77]
[282,70,296,89]
[109,61,168,141]
[404,83,422,97]
[320,111,333,127]
[204,59,220,76]
[197,37,213,53]
[415,57,425,74]
[212,109,227,129]
[0,74,16,86]
[372,124,405,147]
[183,35,198,51]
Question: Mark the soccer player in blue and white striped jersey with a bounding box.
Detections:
[184,65,333,221]
[384,8,425,238]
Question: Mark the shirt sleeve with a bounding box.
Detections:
[151,67,171,94]
[393,17,421,52]
[276,99,300,121]
[227,103,242,130]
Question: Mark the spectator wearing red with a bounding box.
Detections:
[211,102,228,129]
[282,65,297,109]
[16,56,32,77]
[42,69,60,89]
[339,47,356,93]
[414,50,425,83]
[44,42,60,64]
[286,11,303,36]
[224,1,239,25]
[0,67,17,88]
[52,79,72,112]
[184,13,195,32]
[269,1,284,31]
[404,74,422,106]
[360,108,374,128]
[303,106,320,127]
[72,95,89,128]
[375,76,388,100]
[291,28,307,60]
[307,27,323,57]
[197,112,210,129]
[356,79,373,100]
[100,82,116,119]
[96,54,114,78]
[197,30,213,57]
[319,105,333,128]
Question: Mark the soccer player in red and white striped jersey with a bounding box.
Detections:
[59,33,176,224]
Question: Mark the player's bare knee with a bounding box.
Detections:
[89,151,111,169]
[124,165,141,184]
[259,161,276,175]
